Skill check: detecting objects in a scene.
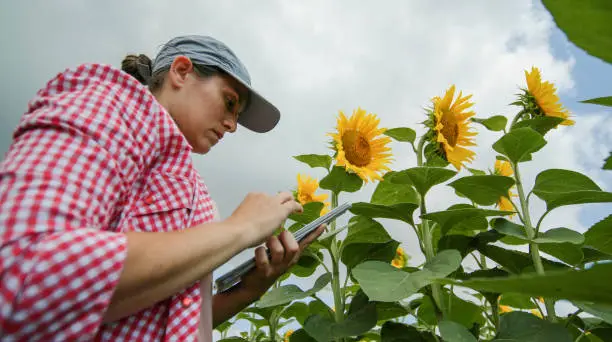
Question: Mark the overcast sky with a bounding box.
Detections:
[2,0,611,337]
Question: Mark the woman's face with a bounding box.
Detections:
[161,56,248,154]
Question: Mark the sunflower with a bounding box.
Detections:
[493,160,517,214]
[296,174,330,215]
[391,246,408,268]
[521,67,574,126]
[329,107,393,183]
[426,85,477,170]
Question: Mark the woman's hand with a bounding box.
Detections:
[239,224,326,297]
[227,191,303,248]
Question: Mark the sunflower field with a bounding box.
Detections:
[215,2,612,341]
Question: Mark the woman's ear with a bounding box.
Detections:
[167,55,194,89]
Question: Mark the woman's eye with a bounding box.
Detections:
[225,97,236,111]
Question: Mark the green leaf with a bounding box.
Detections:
[467,168,486,176]
[585,215,612,254]
[542,0,612,64]
[492,127,546,164]
[582,246,612,264]
[289,202,325,224]
[604,152,612,170]
[471,115,508,132]
[319,166,363,194]
[512,116,566,136]
[281,302,310,325]
[342,240,399,270]
[439,320,478,342]
[448,175,515,206]
[535,228,585,245]
[294,154,332,170]
[352,250,462,302]
[539,243,584,266]
[581,96,612,107]
[442,263,612,305]
[343,216,392,247]
[371,171,420,205]
[532,169,612,211]
[574,302,612,325]
[494,311,573,341]
[291,249,322,277]
[215,320,233,333]
[218,338,249,342]
[384,127,417,143]
[289,329,318,342]
[393,167,457,197]
[375,302,410,322]
[417,290,486,329]
[256,273,331,308]
[350,202,419,227]
[424,142,451,168]
[492,218,528,240]
[476,245,567,274]
[303,302,377,341]
[499,293,538,309]
[380,321,427,342]
[423,207,513,236]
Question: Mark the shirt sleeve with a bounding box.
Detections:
[0,64,159,340]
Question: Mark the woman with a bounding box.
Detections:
[0,35,324,341]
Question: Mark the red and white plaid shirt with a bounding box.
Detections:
[0,63,217,341]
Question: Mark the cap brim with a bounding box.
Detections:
[237,88,280,133]
[222,70,280,133]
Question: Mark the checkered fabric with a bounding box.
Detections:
[0,64,216,341]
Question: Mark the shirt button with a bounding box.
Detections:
[182,297,192,307]
[144,195,155,205]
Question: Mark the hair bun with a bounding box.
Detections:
[121,54,152,84]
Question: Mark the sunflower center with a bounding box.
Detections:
[341,130,371,167]
[439,111,459,147]
[299,193,313,203]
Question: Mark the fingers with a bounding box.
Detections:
[267,235,284,265]
[279,230,300,264]
[299,224,326,248]
[254,246,270,276]
[276,191,295,204]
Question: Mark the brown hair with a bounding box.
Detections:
[121,54,167,92]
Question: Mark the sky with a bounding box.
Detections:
[1,0,611,339]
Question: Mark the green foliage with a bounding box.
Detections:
[441,263,612,305]
[217,61,611,341]
[294,154,333,170]
[384,127,417,143]
[319,166,363,193]
[352,250,462,301]
[532,169,612,211]
[581,96,612,107]
[448,175,515,206]
[471,115,508,132]
[492,127,546,163]
[542,0,612,64]
[584,215,612,255]
[439,320,478,342]
[393,167,457,197]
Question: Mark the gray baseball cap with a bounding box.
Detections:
[150,35,280,133]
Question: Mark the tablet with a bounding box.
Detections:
[214,202,352,293]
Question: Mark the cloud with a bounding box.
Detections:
[2,0,610,335]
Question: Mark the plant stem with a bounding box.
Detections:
[511,161,557,322]
[416,135,445,320]
[328,191,345,341]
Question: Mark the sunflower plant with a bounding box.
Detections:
[217,67,612,342]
